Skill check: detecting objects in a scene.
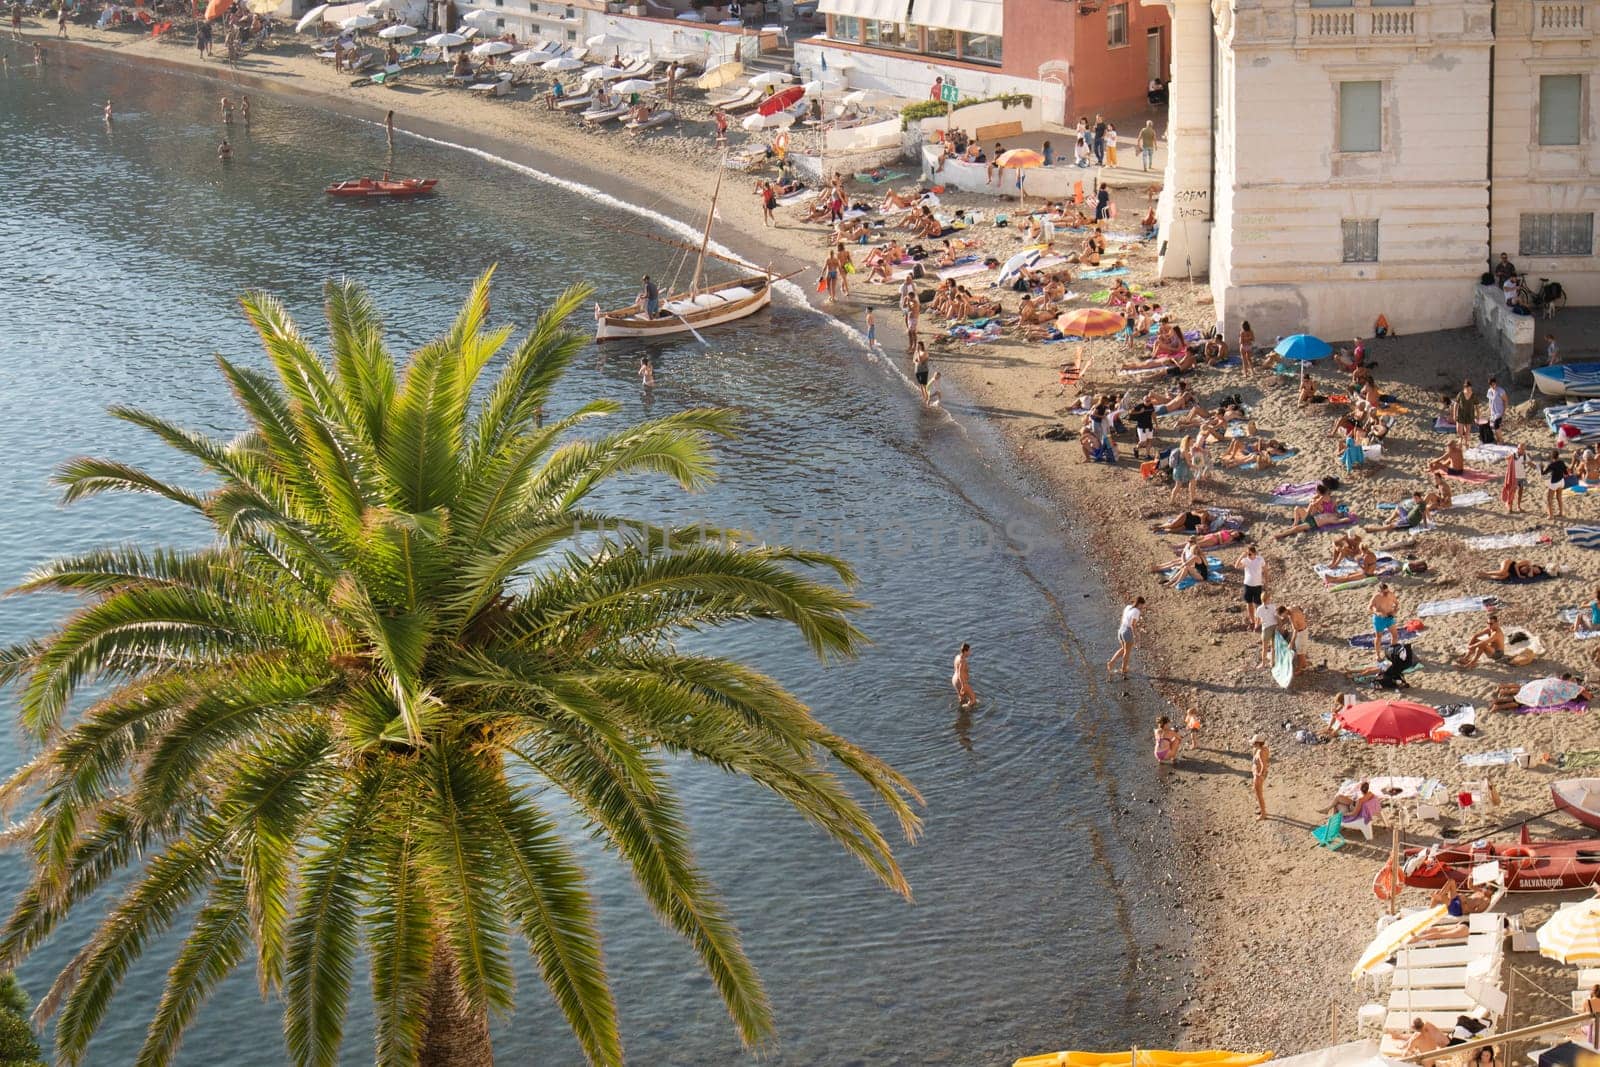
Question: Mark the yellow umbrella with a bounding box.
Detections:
[1351,904,1447,979]
[1539,898,1600,964]
[1014,1051,1272,1067]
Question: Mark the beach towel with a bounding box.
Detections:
[936,262,989,281]
[1272,481,1320,499]
[1461,749,1524,767]
[1163,554,1225,591]
[854,170,908,184]
[1347,620,1425,648]
[1340,436,1365,472]
[1078,266,1130,279]
[1444,469,1496,484]
[1330,575,1388,592]
[1312,812,1346,850]
[1569,526,1600,550]
[1445,490,1492,508]
[1315,554,1397,580]
[1433,417,1457,433]
[1272,632,1294,689]
[1437,706,1477,738]
[1562,750,1600,770]
[1513,700,1589,715]
[1417,595,1500,618]
[1242,449,1295,470]
[1466,444,1517,464]
[1464,531,1549,550]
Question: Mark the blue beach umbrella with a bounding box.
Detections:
[1274,333,1333,362]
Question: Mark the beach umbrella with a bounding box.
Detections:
[377,23,416,37]
[426,31,466,47]
[749,70,795,88]
[339,14,377,30]
[1273,333,1333,362]
[996,247,1042,285]
[996,148,1047,169]
[294,3,328,30]
[471,39,513,57]
[612,78,654,94]
[1334,699,1443,744]
[461,8,496,26]
[1538,897,1600,964]
[542,55,583,71]
[509,49,547,65]
[758,84,805,116]
[1351,904,1448,979]
[581,65,626,82]
[1517,676,1584,707]
[741,111,794,131]
[584,32,608,48]
[204,0,235,18]
[1055,308,1125,339]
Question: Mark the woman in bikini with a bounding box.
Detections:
[1153,716,1182,764]
[1477,559,1549,581]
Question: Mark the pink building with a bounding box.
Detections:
[808,0,1169,120]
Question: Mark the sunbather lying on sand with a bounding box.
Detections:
[881,188,916,211]
[1154,508,1220,534]
[1215,436,1288,468]
[1477,558,1549,581]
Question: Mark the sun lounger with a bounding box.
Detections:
[582,105,629,124]
[555,93,594,111]
[626,110,676,131]
[1383,1009,1491,1033]
[1388,987,1477,1013]
[1390,965,1471,989]
[1394,937,1500,969]
[723,92,765,114]
[708,85,757,109]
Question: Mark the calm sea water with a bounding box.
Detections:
[0,47,1176,1065]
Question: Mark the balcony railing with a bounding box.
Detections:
[1296,3,1427,42]
[1532,0,1590,37]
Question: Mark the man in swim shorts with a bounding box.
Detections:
[1369,583,1400,651]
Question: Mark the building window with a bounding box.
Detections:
[926,26,958,56]
[564,3,574,15]
[830,15,861,41]
[1539,74,1582,146]
[495,16,504,26]
[959,31,1002,63]
[1107,2,1128,47]
[1337,80,1382,153]
[566,27,575,39]
[1520,212,1594,256]
[864,19,913,49]
[1341,219,1379,262]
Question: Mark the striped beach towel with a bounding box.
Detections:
[1545,399,1600,432]
[1464,531,1549,550]
[1315,554,1398,580]
[1570,526,1600,550]
[1465,444,1517,464]
[1417,595,1500,618]
[1461,749,1524,767]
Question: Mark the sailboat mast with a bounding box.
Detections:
[693,163,725,294]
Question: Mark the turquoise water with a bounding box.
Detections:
[0,46,1174,1065]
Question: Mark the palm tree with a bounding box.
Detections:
[0,271,921,1067]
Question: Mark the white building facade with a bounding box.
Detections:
[1150,0,1598,341]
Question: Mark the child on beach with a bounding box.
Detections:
[1184,706,1203,750]
[1250,736,1270,820]
[864,306,878,351]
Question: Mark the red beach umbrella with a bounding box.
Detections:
[757,85,805,117]
[1335,699,1443,745]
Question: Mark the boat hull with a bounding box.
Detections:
[595,276,772,340]
[1534,363,1600,398]
[1554,779,1600,831]
[325,178,439,199]
[1400,831,1600,892]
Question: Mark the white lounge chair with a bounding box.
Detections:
[1390,965,1471,989]
[581,104,628,124]
[555,93,594,111]
[1388,987,1477,1013]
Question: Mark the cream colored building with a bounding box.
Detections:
[1147,0,1598,341]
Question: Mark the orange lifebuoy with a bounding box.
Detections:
[1499,845,1535,871]
[773,131,789,158]
[1374,861,1402,901]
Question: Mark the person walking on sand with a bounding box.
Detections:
[713,106,728,146]
[1369,582,1400,651]
[56,2,66,38]
[1250,735,1270,819]
[758,180,777,227]
[1544,448,1570,518]
[10,3,22,41]
[903,290,919,355]
[821,248,841,304]
[1107,596,1145,678]
[951,642,976,708]
[1236,543,1266,628]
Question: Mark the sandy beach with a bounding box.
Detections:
[16,18,1600,1059]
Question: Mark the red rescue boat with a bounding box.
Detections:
[1380,825,1600,895]
[325,177,439,199]
[1553,779,1600,831]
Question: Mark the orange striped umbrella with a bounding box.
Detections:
[1056,308,1124,338]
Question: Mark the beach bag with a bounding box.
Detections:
[815,275,827,293]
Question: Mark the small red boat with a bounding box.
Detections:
[325,177,439,199]
[1383,825,1600,894]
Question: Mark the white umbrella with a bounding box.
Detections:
[377,23,416,38]
[581,65,626,82]
[742,111,794,131]
[612,78,654,94]
[542,55,583,71]
[363,0,386,12]
[471,39,513,56]
[426,31,465,47]
[294,3,328,31]
[748,70,794,88]
[584,33,608,48]
[509,49,546,65]
[340,14,377,30]
[800,80,821,95]
[842,89,867,105]
[461,8,496,27]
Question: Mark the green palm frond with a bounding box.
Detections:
[1,273,917,1067]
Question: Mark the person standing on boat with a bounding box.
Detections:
[638,275,659,318]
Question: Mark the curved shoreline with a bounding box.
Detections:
[9,26,1204,1060]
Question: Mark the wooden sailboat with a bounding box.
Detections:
[594,164,777,341]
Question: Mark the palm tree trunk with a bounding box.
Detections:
[419,948,494,1067]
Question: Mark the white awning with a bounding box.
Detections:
[910,0,1002,34]
[818,0,912,22]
